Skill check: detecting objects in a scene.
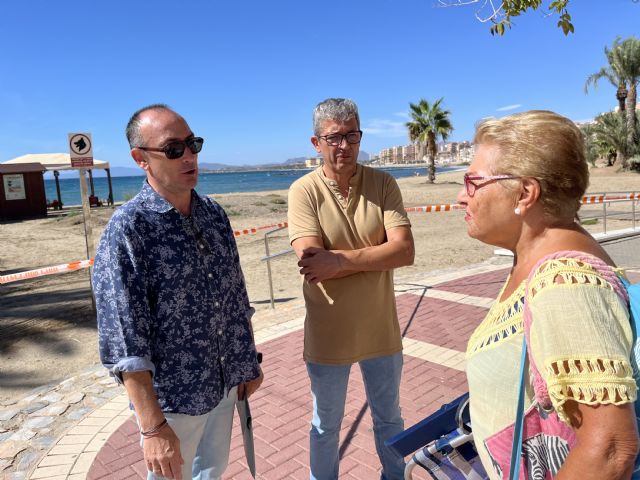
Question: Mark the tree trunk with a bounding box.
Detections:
[619,151,628,169]
[617,83,628,112]
[427,132,437,183]
[626,83,638,156]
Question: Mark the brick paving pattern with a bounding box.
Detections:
[27,262,636,479]
[86,270,502,480]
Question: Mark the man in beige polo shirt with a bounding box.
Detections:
[287,98,415,480]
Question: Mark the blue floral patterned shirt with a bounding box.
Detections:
[93,182,261,415]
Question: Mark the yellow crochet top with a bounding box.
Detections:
[466,258,636,478]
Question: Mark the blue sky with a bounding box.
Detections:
[1,0,639,168]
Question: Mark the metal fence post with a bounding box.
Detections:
[262,225,294,309]
[264,231,276,309]
[603,194,607,234]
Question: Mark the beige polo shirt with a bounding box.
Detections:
[287,165,411,364]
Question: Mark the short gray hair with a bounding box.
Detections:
[125,103,172,148]
[313,98,360,136]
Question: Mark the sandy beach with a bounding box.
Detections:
[1,166,638,403]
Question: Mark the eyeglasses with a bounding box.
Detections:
[463,174,520,197]
[317,130,363,146]
[137,136,204,160]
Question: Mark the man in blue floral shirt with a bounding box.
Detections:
[93,104,263,480]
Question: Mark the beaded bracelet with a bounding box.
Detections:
[140,418,168,437]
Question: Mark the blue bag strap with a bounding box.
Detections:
[509,337,528,480]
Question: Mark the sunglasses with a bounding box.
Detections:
[138,136,204,160]
[463,174,520,197]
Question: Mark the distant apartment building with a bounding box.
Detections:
[374,144,426,164]
[374,141,472,165]
[305,157,322,168]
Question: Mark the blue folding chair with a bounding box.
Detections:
[385,394,488,480]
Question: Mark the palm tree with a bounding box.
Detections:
[585,37,640,149]
[588,111,639,169]
[581,123,615,167]
[405,98,453,183]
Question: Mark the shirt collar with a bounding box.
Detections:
[316,164,362,188]
[138,181,200,215]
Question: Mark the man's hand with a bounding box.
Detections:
[143,425,184,480]
[237,369,264,400]
[298,247,343,284]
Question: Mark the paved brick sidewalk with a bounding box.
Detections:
[19,261,640,479]
[82,264,509,480]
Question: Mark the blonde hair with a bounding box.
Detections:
[474,110,588,221]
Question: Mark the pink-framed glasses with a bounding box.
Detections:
[463,174,520,197]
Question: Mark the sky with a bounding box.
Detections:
[1,0,639,169]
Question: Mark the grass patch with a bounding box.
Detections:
[225,209,242,217]
[270,198,286,205]
[580,218,599,226]
[253,201,267,207]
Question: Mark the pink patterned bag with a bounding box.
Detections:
[483,251,629,479]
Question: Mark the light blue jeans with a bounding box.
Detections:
[306,352,405,480]
[144,387,237,480]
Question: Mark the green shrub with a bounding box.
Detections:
[580,218,599,226]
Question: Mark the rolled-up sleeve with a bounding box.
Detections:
[93,217,155,383]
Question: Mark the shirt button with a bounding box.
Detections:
[217,329,223,335]
[207,273,213,278]
[215,301,220,307]
[198,243,205,249]
[220,356,225,363]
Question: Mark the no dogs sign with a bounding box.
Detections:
[68,132,94,168]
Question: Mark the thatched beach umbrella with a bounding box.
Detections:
[2,153,114,208]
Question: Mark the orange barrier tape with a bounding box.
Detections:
[5,192,638,284]
[581,193,640,204]
[234,222,288,237]
[0,259,94,285]
[405,204,465,213]
[405,193,640,214]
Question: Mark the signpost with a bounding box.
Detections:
[68,132,95,308]
[68,132,94,260]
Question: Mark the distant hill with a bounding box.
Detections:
[284,157,307,165]
[199,162,236,171]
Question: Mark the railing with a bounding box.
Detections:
[259,191,640,308]
[579,191,639,234]
[261,226,294,309]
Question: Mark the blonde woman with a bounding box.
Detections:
[458,110,638,479]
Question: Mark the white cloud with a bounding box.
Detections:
[362,119,407,138]
[393,111,410,119]
[496,104,522,112]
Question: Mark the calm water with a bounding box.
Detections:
[44,166,461,206]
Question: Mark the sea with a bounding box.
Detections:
[44,166,462,206]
